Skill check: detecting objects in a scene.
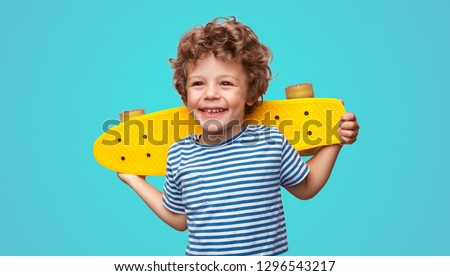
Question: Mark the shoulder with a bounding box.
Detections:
[245,124,282,134]
[244,124,284,138]
[168,135,192,150]
[167,135,196,161]
[240,124,285,146]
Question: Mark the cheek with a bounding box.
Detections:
[235,92,248,110]
[186,92,196,108]
[229,89,246,104]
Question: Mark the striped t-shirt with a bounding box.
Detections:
[162,124,310,256]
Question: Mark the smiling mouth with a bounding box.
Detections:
[199,108,228,117]
[199,108,228,114]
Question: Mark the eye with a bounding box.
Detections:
[221,81,234,86]
[190,81,204,87]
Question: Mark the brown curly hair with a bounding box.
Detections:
[169,16,273,114]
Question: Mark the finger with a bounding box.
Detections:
[340,121,359,131]
[339,130,357,145]
[339,99,345,106]
[340,112,356,121]
[341,137,357,145]
[339,128,358,139]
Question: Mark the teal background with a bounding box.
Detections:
[1,0,449,255]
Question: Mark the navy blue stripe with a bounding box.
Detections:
[289,165,310,186]
[187,236,287,253]
[189,231,285,246]
[219,242,288,256]
[189,198,283,216]
[187,194,281,213]
[162,187,181,203]
[186,189,279,208]
[187,207,283,222]
[186,244,288,256]
[189,217,285,234]
[281,148,300,183]
[162,198,184,213]
[283,161,307,185]
[285,164,309,186]
[169,136,283,161]
[183,171,279,190]
[169,130,282,152]
[187,211,283,228]
[183,176,280,194]
[182,165,280,184]
[174,149,282,170]
[184,183,279,201]
[189,224,283,240]
[186,189,280,207]
[178,156,281,179]
[172,143,281,159]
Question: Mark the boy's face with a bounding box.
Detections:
[186,53,254,142]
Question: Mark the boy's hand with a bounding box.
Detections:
[338,99,359,145]
[117,173,146,186]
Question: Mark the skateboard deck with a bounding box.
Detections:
[93,98,346,176]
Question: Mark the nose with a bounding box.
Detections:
[204,84,220,100]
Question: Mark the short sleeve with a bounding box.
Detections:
[279,135,310,187]
[162,160,185,214]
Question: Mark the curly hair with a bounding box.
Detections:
[169,17,273,114]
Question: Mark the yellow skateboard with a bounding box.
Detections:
[93,83,346,175]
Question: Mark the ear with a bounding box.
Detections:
[246,96,258,108]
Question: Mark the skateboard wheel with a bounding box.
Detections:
[285,83,315,99]
[119,108,145,122]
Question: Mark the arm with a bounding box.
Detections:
[118,173,187,231]
[286,110,359,200]
[285,145,341,200]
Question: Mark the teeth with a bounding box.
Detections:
[203,109,224,114]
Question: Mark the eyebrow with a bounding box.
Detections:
[188,75,240,81]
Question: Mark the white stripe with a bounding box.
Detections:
[188,226,286,243]
[188,216,284,231]
[185,180,279,198]
[186,184,280,200]
[179,155,281,173]
[182,175,280,192]
[186,239,288,256]
[189,233,287,250]
[170,145,282,167]
[182,168,280,188]
[186,197,282,215]
[189,203,283,219]
[188,209,284,226]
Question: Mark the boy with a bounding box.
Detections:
[118,17,359,255]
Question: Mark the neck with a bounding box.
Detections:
[199,123,245,145]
